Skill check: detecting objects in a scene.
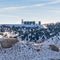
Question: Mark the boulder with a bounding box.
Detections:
[49,45,59,52]
[1,38,19,48]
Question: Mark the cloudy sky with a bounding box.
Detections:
[0,0,60,24]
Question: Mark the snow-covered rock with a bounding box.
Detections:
[3,32,19,38]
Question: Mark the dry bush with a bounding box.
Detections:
[49,45,59,52]
[34,46,40,52]
[34,47,40,52]
[1,38,19,48]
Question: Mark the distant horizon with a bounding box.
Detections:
[0,20,60,25]
[0,0,60,24]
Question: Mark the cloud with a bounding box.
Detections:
[0,14,20,18]
[0,0,60,12]
[0,3,46,12]
[0,6,28,12]
[48,0,60,4]
[49,10,60,13]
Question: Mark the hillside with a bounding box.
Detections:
[0,35,60,60]
[0,23,60,60]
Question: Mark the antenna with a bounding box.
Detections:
[21,19,23,24]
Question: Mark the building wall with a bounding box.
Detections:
[23,21,35,25]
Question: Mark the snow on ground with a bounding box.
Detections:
[0,38,60,60]
[3,32,19,38]
[0,34,60,60]
[42,36,60,48]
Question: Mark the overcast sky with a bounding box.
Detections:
[0,0,60,24]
